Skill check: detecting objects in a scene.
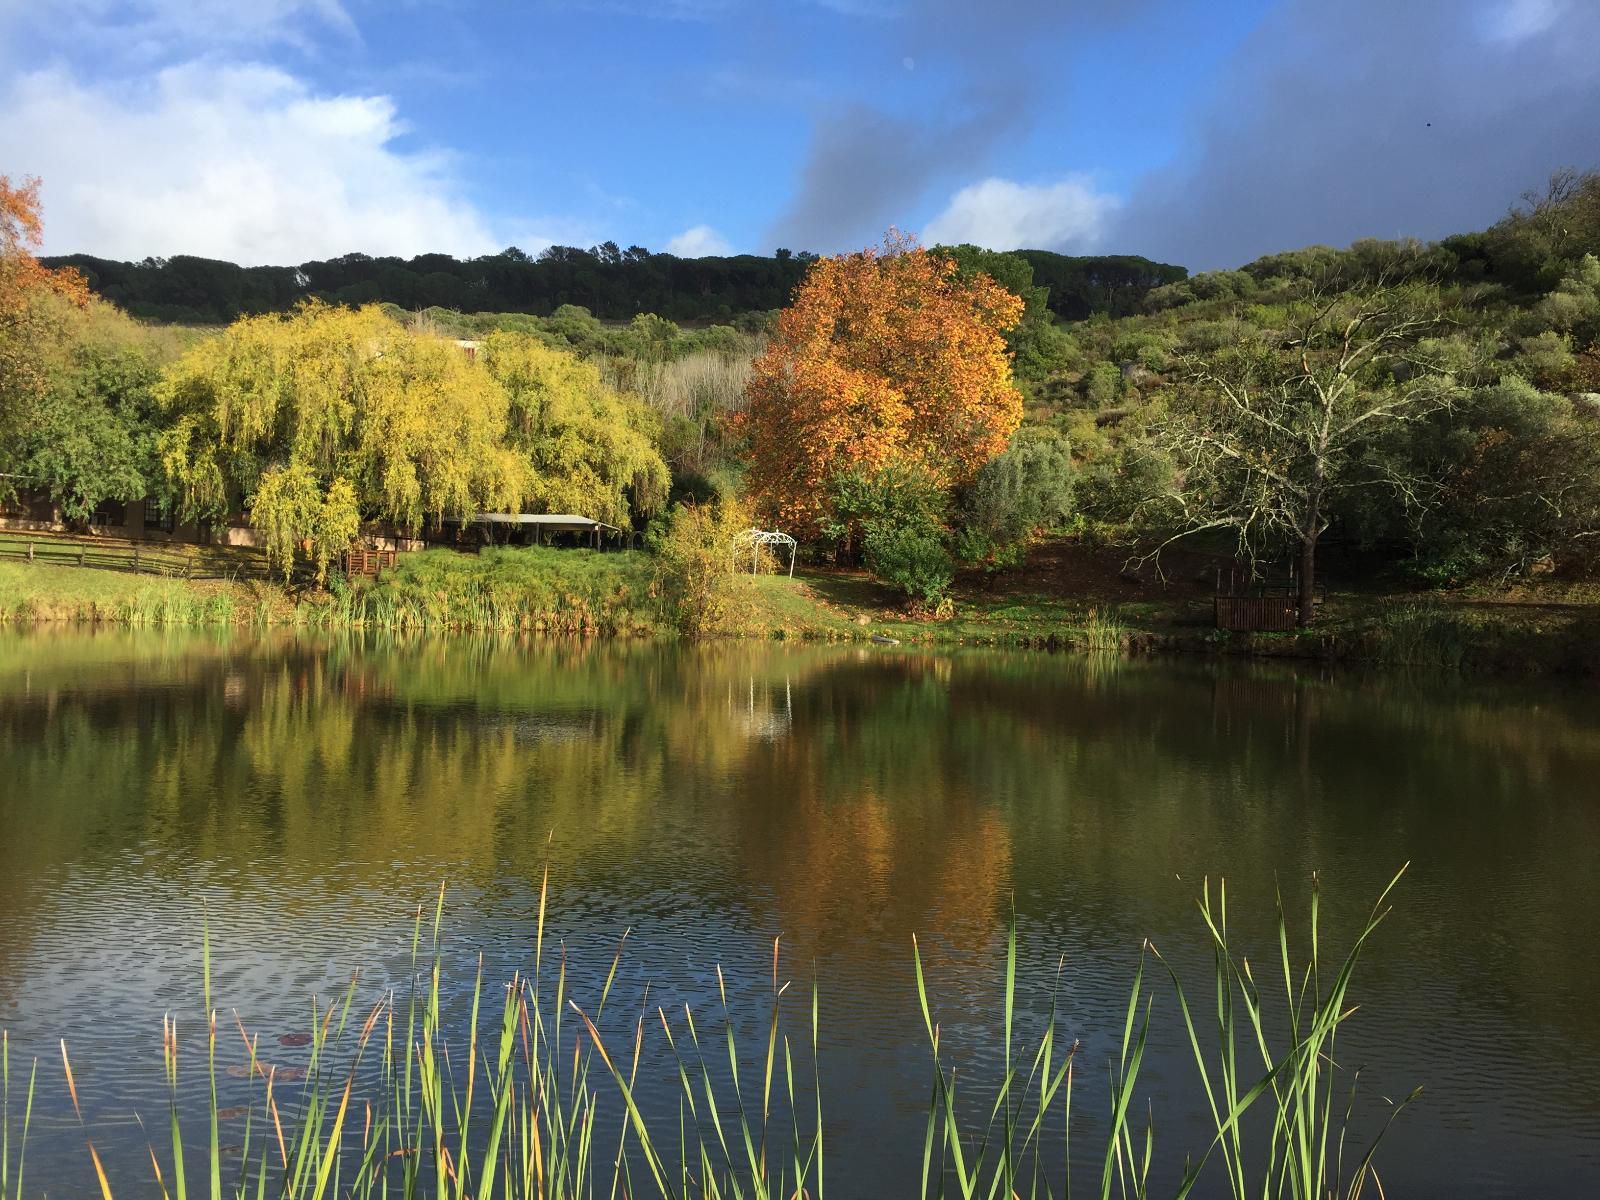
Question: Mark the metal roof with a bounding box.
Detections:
[471,513,621,531]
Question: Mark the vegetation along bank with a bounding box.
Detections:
[5,169,1600,675]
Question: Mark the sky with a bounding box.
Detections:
[0,0,1596,271]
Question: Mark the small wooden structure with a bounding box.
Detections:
[471,513,621,549]
[343,547,397,577]
[1214,595,1300,631]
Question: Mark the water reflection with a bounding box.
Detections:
[1,629,1598,1196]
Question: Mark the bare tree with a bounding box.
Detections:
[1143,283,1466,625]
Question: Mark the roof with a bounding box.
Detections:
[472,512,621,531]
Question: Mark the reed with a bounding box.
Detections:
[1362,603,1472,669]
[0,870,1412,1199]
[1077,606,1129,653]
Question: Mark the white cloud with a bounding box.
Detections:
[1481,0,1566,43]
[922,176,1118,252]
[665,224,735,257]
[1,62,503,264]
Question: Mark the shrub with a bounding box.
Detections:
[956,427,1074,570]
[821,463,947,564]
[1082,362,1123,408]
[651,497,748,638]
[863,522,953,607]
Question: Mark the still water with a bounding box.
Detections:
[0,629,1597,1197]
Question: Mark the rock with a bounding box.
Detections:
[870,634,900,645]
[854,614,871,626]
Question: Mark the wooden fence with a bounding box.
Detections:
[1214,595,1301,631]
[342,547,397,577]
[0,530,282,581]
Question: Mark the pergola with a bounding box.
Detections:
[732,528,797,576]
[472,513,622,548]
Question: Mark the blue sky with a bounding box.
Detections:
[1,0,1596,270]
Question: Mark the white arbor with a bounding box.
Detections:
[732,528,797,576]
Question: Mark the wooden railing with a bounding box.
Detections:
[342,547,397,577]
[0,529,282,581]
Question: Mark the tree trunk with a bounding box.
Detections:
[1297,534,1317,627]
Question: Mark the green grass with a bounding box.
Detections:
[3,540,1596,677]
[0,562,251,626]
[317,547,662,635]
[1,868,1415,1200]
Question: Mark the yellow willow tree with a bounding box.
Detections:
[482,331,669,526]
[156,302,527,578]
[738,233,1025,537]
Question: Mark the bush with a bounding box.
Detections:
[821,463,947,564]
[863,522,954,608]
[1081,362,1123,408]
[651,497,748,638]
[955,427,1074,569]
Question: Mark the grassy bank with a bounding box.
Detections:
[0,868,1411,1200]
[1,541,1596,676]
[0,560,279,625]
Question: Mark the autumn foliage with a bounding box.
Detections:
[739,233,1025,536]
[2,177,88,442]
[0,175,87,316]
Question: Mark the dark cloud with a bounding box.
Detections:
[1111,0,1600,270]
[768,1,1157,251]
[768,91,1025,252]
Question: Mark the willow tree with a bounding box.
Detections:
[156,302,526,577]
[482,331,669,527]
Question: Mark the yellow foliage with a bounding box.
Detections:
[484,331,669,525]
[153,304,671,576]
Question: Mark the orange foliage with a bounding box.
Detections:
[0,175,89,317]
[738,232,1024,536]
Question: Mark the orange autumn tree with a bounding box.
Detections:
[739,232,1024,539]
[2,176,89,480]
[0,175,87,316]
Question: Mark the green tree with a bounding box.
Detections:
[863,521,954,609]
[955,427,1075,568]
[1147,284,1466,624]
[1396,376,1600,582]
[10,294,167,523]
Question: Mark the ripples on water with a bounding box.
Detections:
[1,629,1598,1197]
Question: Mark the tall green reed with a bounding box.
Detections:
[909,869,1414,1200]
[4,868,1411,1199]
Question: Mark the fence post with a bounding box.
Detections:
[27,541,33,562]
[134,544,140,573]
[79,545,86,567]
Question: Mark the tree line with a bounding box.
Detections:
[40,243,1187,327]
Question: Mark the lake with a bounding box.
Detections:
[1,629,1597,1197]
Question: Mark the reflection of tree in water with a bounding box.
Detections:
[2,635,1600,1071]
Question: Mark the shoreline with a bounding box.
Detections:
[2,555,1596,678]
